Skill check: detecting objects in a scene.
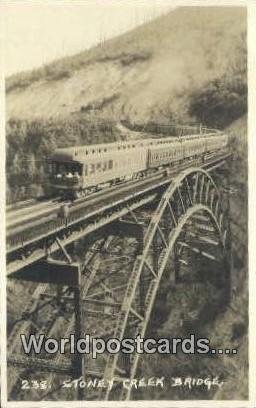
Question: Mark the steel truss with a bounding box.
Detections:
[7,167,231,402]
[103,167,231,400]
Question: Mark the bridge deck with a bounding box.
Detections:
[6,152,230,275]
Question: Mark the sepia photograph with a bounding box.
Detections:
[0,0,253,406]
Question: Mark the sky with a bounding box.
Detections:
[1,1,172,76]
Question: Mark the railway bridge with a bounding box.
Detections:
[6,144,232,401]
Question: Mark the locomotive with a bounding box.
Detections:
[48,130,228,199]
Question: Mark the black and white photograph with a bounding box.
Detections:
[0,0,254,406]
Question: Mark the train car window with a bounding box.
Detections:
[104,148,107,152]
[84,165,88,176]
[59,164,66,173]
[73,163,82,176]
[89,163,95,174]
[109,160,113,169]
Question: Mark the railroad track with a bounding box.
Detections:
[5,169,165,232]
[6,152,230,242]
[6,152,229,235]
[6,198,38,213]
[6,197,64,229]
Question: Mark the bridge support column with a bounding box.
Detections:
[173,244,180,284]
[139,273,146,315]
[152,232,160,273]
[9,258,84,397]
[73,285,85,400]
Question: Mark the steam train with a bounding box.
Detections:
[48,130,228,199]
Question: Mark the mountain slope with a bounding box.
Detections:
[6,6,246,123]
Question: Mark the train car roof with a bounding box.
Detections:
[51,133,222,162]
[51,138,154,162]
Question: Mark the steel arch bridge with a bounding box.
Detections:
[102,167,231,400]
[7,166,231,402]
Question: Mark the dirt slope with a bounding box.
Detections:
[6,7,246,122]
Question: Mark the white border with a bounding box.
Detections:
[0,0,7,406]
[1,401,254,408]
[1,1,255,407]
[248,0,256,407]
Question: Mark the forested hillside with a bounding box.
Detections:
[6,7,246,202]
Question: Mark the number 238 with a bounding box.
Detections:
[21,380,48,390]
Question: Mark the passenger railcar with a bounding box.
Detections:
[49,139,151,197]
[49,131,228,198]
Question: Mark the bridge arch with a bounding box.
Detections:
[104,167,231,400]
